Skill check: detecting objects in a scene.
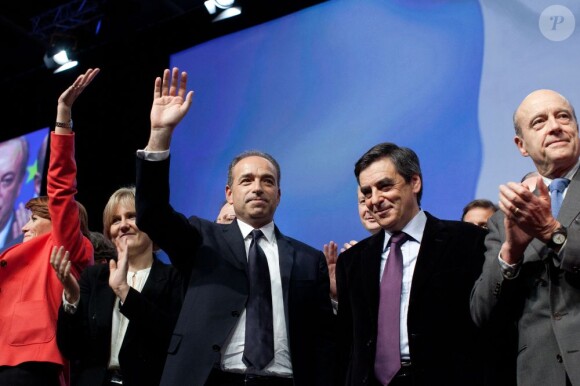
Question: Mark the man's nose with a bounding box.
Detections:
[370,190,382,206]
[547,114,563,132]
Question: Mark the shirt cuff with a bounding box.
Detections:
[62,292,80,314]
[136,148,170,161]
[498,253,521,280]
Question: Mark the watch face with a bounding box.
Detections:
[553,233,567,244]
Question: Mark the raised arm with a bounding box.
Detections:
[49,68,99,277]
[146,67,194,151]
[55,68,100,135]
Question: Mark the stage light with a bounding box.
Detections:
[43,49,78,73]
[204,0,241,21]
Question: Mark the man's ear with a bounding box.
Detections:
[411,175,421,195]
[225,185,233,204]
[514,135,529,157]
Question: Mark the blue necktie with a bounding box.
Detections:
[549,178,570,218]
[375,232,408,386]
[243,229,274,370]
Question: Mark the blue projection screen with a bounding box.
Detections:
[167,0,580,251]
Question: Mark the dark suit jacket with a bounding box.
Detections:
[56,257,183,386]
[135,156,335,386]
[336,212,486,386]
[471,170,580,385]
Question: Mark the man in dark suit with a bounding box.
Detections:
[0,136,28,251]
[136,68,335,386]
[336,143,487,386]
[471,89,580,386]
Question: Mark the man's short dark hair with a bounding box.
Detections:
[354,142,423,205]
[227,150,281,187]
[461,199,498,221]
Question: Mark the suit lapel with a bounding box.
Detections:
[275,227,294,329]
[410,213,447,298]
[140,257,166,300]
[558,170,580,227]
[94,266,116,326]
[220,221,248,271]
[361,231,386,322]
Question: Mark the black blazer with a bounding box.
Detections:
[56,257,183,386]
[336,212,486,386]
[135,156,336,386]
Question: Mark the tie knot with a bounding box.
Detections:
[549,178,570,193]
[389,232,408,246]
[251,229,264,241]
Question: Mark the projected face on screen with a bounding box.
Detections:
[0,128,48,250]
[0,138,28,234]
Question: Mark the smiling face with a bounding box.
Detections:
[358,157,421,232]
[514,90,580,178]
[357,187,381,234]
[226,155,281,229]
[109,202,152,257]
[22,214,51,242]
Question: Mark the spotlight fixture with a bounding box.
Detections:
[43,49,78,73]
[204,0,241,22]
[43,34,79,74]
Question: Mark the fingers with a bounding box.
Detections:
[169,67,179,96]
[154,77,162,99]
[50,246,71,283]
[161,69,170,96]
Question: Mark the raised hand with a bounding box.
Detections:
[56,68,100,135]
[323,241,338,299]
[148,67,194,151]
[50,245,80,304]
[57,68,100,109]
[109,236,130,302]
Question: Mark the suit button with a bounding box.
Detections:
[557,354,563,363]
[212,344,221,352]
[231,311,240,317]
[573,266,580,274]
[0,260,6,267]
[362,375,368,384]
[366,339,373,347]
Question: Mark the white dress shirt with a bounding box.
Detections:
[379,210,427,361]
[108,267,151,369]
[220,219,292,376]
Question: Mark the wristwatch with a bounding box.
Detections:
[547,226,567,250]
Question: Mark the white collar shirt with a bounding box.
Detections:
[379,210,427,361]
[221,219,292,376]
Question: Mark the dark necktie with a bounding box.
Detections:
[243,229,274,370]
[375,232,408,385]
[549,178,570,218]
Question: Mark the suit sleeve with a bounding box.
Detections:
[48,132,93,278]
[470,213,519,327]
[335,251,353,386]
[313,250,337,385]
[135,155,202,274]
[558,215,580,273]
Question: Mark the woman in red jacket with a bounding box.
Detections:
[0,68,97,386]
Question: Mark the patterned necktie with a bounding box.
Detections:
[375,232,408,386]
[243,229,274,370]
[549,178,570,218]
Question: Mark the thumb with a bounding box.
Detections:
[109,258,117,272]
[536,175,549,198]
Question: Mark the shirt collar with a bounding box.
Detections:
[236,218,276,243]
[541,158,580,186]
[382,210,427,252]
